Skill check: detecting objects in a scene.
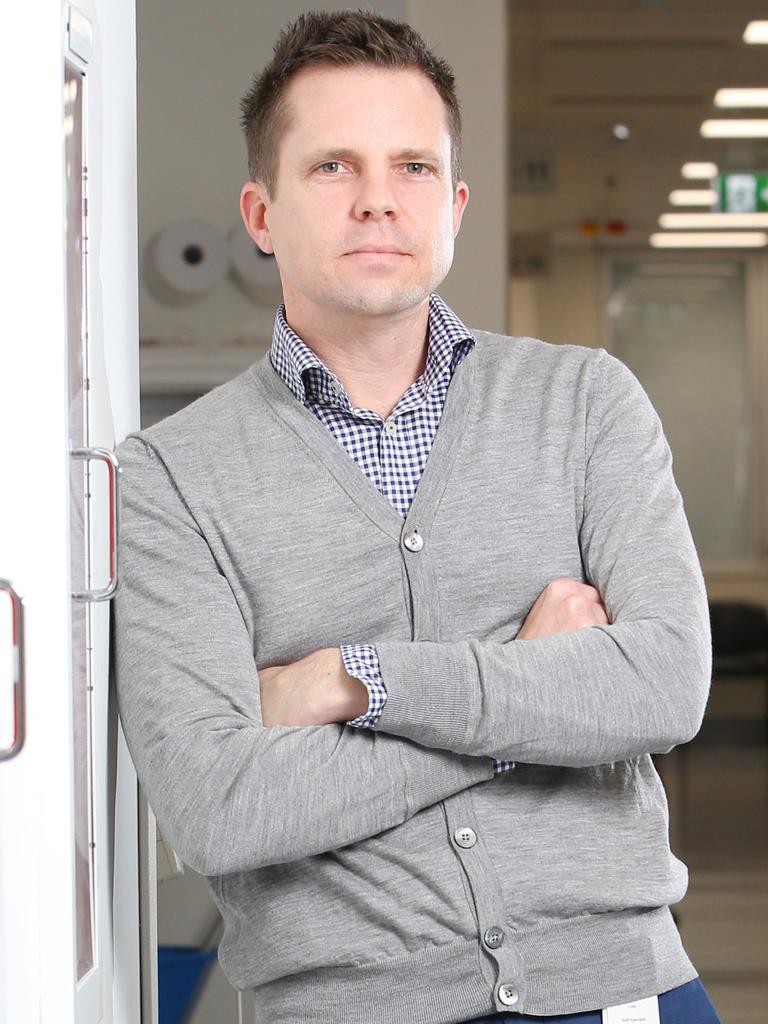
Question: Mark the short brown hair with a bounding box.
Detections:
[239,8,462,199]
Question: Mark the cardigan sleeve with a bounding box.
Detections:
[113,435,494,877]
[342,644,513,775]
[371,350,712,768]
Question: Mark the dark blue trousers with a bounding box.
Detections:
[459,977,723,1023]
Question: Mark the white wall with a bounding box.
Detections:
[509,248,602,348]
[405,0,508,333]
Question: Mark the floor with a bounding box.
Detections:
[656,675,768,1024]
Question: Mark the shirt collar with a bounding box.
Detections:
[269,293,475,406]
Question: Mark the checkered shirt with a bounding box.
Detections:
[269,292,513,775]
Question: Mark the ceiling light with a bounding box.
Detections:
[700,120,768,137]
[743,21,768,44]
[650,232,767,248]
[714,88,768,107]
[669,190,717,206]
[612,123,630,141]
[659,212,768,228]
[681,162,718,179]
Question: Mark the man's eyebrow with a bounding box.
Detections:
[301,147,444,168]
[394,148,443,164]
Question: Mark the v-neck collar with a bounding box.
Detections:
[248,335,480,542]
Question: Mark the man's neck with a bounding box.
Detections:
[283,297,431,420]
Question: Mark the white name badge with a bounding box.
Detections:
[602,994,660,1024]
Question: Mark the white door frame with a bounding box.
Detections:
[0,2,141,1021]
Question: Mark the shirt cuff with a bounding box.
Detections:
[340,644,387,728]
[341,644,515,777]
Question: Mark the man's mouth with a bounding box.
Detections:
[346,246,409,255]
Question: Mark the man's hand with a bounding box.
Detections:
[258,647,368,727]
[516,577,609,640]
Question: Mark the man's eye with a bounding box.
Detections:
[405,162,428,175]
[319,161,341,173]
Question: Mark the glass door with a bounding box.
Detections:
[66,51,98,987]
[603,252,765,569]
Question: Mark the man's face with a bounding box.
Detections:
[242,64,469,321]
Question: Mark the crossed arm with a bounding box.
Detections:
[114,351,711,875]
[257,578,611,727]
[257,350,712,769]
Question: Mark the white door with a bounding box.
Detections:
[0,2,141,1022]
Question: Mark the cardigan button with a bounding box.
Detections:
[483,925,504,949]
[403,530,424,552]
[498,983,520,1006]
[453,826,476,848]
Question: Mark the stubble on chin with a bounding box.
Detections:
[334,286,430,317]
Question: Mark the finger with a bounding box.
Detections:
[577,583,604,604]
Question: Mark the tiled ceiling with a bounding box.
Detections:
[508,0,768,243]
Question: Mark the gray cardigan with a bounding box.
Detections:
[113,329,711,1023]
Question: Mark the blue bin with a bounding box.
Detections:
[158,944,219,1024]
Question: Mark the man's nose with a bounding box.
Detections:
[352,172,398,220]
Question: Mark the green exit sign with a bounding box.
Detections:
[717,173,768,212]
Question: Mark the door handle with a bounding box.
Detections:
[0,579,25,762]
[70,447,122,601]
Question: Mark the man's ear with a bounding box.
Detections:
[240,180,274,254]
[452,180,470,237]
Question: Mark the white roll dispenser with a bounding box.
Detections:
[149,219,229,299]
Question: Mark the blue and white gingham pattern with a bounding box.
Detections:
[269,293,513,775]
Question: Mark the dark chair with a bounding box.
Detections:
[708,600,768,743]
[653,600,768,855]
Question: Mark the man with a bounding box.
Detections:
[114,10,723,1024]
